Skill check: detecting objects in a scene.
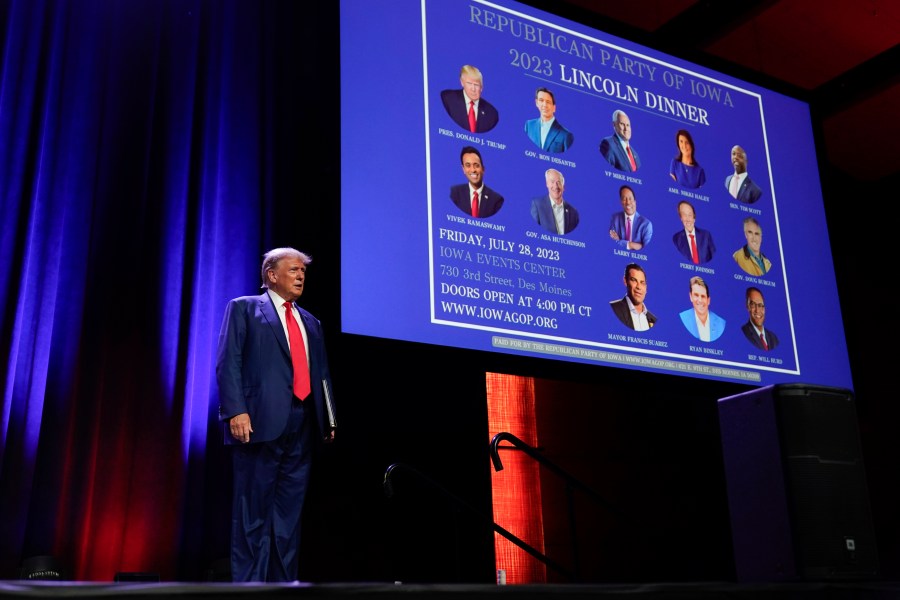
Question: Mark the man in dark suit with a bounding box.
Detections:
[524,87,573,153]
[725,145,763,204]
[599,109,640,172]
[440,65,499,134]
[216,247,337,582]
[610,263,657,331]
[672,200,716,264]
[450,146,504,218]
[741,287,779,351]
[609,185,652,250]
[530,168,579,234]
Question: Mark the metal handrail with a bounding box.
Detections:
[490,432,631,522]
[490,431,636,580]
[383,462,576,581]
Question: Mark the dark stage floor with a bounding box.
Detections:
[3,581,900,600]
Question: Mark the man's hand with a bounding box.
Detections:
[230,413,253,443]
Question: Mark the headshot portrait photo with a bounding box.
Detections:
[668,129,706,189]
[726,145,763,204]
[672,200,716,264]
[440,65,499,134]
[609,263,657,331]
[530,168,579,234]
[449,146,504,218]
[599,109,640,172]
[524,87,574,153]
[679,276,726,342]
[741,287,779,351]
[733,216,772,276]
[609,185,652,250]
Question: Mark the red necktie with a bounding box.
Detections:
[471,190,479,217]
[468,100,477,133]
[760,333,769,351]
[689,233,699,264]
[626,145,637,171]
[283,301,311,400]
[625,216,632,241]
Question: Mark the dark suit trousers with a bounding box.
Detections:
[231,398,313,582]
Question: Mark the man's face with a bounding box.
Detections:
[620,188,636,216]
[732,146,748,174]
[461,152,484,187]
[678,203,695,232]
[747,290,766,328]
[625,268,646,307]
[268,256,306,302]
[744,221,762,255]
[690,283,709,318]
[461,74,483,102]
[546,171,564,203]
[613,113,632,141]
[536,91,556,121]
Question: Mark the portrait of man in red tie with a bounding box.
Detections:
[741,287,779,351]
[672,200,715,264]
[440,65,499,134]
[449,146,505,218]
[599,109,640,172]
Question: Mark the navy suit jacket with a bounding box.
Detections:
[599,134,640,171]
[530,195,579,234]
[440,89,499,133]
[725,174,763,204]
[672,227,716,264]
[524,118,574,153]
[451,183,504,218]
[216,292,335,445]
[742,320,780,350]
[609,211,653,248]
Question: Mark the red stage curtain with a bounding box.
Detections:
[485,372,546,584]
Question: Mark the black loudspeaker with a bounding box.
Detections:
[718,383,878,582]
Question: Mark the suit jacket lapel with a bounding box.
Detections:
[259,293,290,359]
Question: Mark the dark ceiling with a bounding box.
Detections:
[534,0,900,182]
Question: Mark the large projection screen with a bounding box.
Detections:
[340,0,853,390]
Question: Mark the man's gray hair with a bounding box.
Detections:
[260,247,311,288]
